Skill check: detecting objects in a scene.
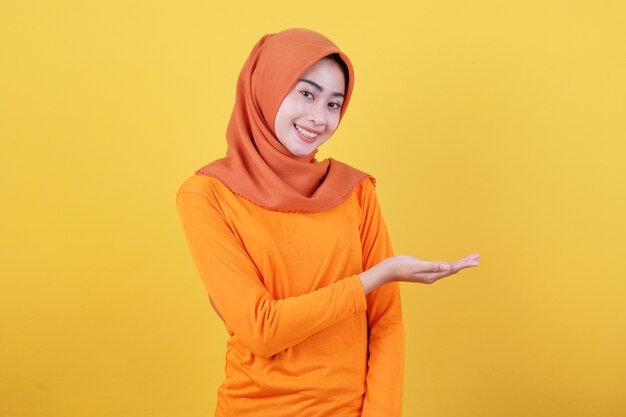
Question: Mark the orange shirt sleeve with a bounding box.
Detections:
[358,179,405,417]
[176,179,368,359]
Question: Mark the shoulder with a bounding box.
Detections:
[327,157,378,201]
[177,175,228,198]
[175,175,235,216]
[351,174,379,210]
[350,174,386,221]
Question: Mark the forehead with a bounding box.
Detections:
[298,60,345,92]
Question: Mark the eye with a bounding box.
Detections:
[328,102,342,110]
[300,90,314,100]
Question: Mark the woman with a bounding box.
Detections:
[176,28,479,417]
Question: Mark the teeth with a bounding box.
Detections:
[295,125,319,139]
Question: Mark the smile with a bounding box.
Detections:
[294,124,321,141]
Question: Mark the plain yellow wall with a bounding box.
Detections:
[1,1,624,416]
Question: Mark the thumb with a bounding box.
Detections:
[434,262,450,272]
[418,261,450,272]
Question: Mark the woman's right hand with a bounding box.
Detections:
[358,253,480,294]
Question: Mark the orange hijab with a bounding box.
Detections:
[196,28,373,213]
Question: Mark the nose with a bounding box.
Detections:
[307,101,327,126]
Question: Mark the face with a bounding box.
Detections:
[274,59,346,157]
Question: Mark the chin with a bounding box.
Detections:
[283,137,317,157]
[291,147,316,157]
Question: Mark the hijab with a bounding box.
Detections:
[195,28,373,213]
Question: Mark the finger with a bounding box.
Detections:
[436,262,451,272]
[414,263,473,281]
[456,254,480,265]
[450,258,479,271]
[413,257,479,281]
[411,270,452,282]
[416,261,451,273]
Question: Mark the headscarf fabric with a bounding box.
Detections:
[196,28,373,213]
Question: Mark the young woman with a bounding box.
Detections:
[176,28,479,417]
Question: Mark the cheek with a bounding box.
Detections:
[274,107,290,135]
[327,113,342,133]
[275,98,299,129]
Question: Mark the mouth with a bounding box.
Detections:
[294,124,321,143]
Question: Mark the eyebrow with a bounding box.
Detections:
[298,78,345,98]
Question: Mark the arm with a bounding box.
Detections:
[358,179,404,417]
[356,181,481,417]
[176,183,367,359]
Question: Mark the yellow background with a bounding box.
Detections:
[1,1,624,416]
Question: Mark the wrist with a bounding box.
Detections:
[376,257,396,284]
[358,258,395,295]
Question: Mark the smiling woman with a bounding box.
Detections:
[274,57,346,156]
[176,28,479,417]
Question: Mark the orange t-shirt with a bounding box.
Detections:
[176,175,404,417]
